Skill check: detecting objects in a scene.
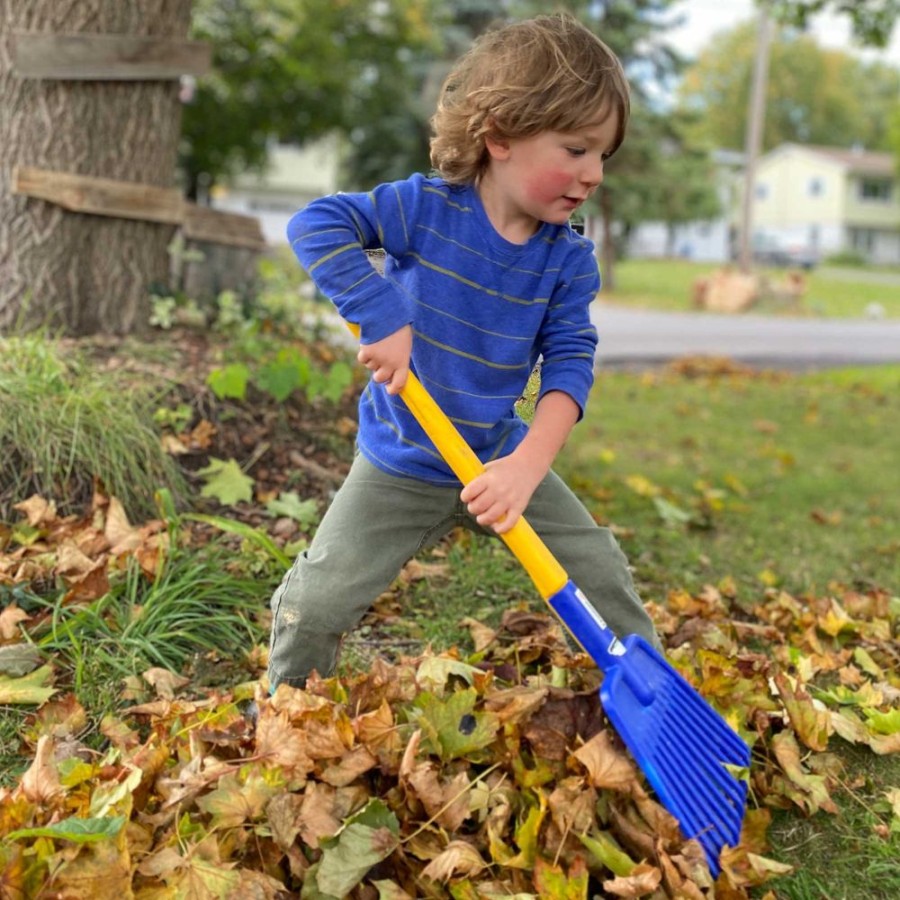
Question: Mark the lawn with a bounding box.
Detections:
[604,257,900,318]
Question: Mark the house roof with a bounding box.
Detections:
[797,144,896,177]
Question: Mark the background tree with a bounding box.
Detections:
[769,0,899,47]
[606,108,722,258]
[677,22,900,153]
[0,0,193,336]
[182,0,437,197]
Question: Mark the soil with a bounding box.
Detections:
[76,326,362,542]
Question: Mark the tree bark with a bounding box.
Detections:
[0,0,192,336]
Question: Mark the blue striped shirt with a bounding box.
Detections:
[288,173,600,485]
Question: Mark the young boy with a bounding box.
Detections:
[267,13,660,692]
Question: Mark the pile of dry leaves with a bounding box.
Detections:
[1,493,899,898]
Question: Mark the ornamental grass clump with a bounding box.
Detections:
[0,334,185,521]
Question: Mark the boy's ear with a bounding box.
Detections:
[484,132,511,160]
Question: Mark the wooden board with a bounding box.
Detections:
[12,31,211,80]
[13,166,184,224]
[13,166,266,250]
[183,204,266,251]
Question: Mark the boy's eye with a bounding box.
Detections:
[566,147,586,157]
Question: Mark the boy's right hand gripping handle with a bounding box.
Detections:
[344,321,568,600]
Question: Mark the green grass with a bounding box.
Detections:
[558,364,900,602]
[763,745,900,900]
[605,258,900,318]
[0,540,273,787]
[0,334,186,521]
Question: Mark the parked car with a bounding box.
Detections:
[752,236,818,270]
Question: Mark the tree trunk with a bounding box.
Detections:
[0,0,192,336]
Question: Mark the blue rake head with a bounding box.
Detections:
[548,581,750,877]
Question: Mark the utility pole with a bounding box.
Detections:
[738,5,773,273]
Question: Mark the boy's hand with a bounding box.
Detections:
[460,452,546,535]
[461,391,580,534]
[357,325,412,395]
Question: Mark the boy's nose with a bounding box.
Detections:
[581,155,604,189]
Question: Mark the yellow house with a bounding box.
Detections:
[752,143,900,266]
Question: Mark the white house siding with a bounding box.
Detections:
[626,220,733,262]
[752,145,899,264]
[625,150,743,264]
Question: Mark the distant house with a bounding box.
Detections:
[624,149,744,264]
[751,143,900,266]
[210,138,342,245]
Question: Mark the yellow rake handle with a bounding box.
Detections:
[345,321,567,599]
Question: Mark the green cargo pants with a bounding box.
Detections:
[267,454,659,690]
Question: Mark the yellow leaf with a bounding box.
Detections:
[774,672,831,752]
[757,568,779,587]
[0,665,57,706]
[624,474,661,497]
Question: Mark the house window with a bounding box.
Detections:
[850,228,875,253]
[808,177,824,197]
[858,179,892,202]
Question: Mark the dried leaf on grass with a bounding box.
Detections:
[1,499,899,897]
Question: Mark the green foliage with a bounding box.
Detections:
[197,457,255,505]
[605,105,722,249]
[0,336,186,522]
[769,0,900,48]
[207,347,353,405]
[677,21,900,153]
[187,510,307,568]
[4,816,125,845]
[32,543,269,699]
[264,491,320,529]
[182,0,438,194]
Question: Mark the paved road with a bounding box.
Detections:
[592,303,900,370]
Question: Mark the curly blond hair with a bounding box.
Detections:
[430,14,630,185]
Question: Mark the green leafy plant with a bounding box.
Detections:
[207,349,353,405]
[197,457,255,505]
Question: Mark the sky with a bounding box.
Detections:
[662,0,900,65]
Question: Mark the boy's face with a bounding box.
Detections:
[481,112,620,239]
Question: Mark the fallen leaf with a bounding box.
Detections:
[602,861,662,897]
[0,664,57,706]
[421,840,487,882]
[572,730,637,792]
[0,604,29,641]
